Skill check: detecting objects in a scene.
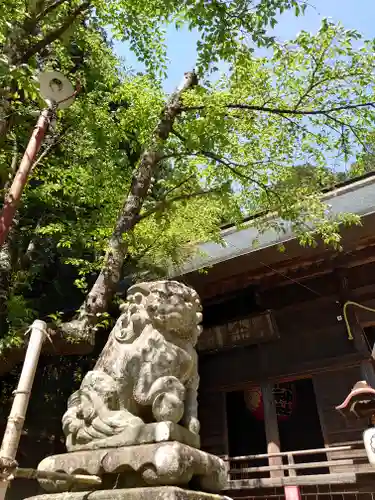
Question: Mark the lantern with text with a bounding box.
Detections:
[245,383,296,421]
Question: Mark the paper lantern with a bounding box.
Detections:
[245,383,296,421]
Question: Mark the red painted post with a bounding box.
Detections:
[0,106,53,247]
[284,486,302,500]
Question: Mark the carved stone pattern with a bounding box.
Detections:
[37,442,227,493]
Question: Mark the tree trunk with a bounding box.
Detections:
[64,71,198,342]
[0,241,12,336]
[0,94,12,148]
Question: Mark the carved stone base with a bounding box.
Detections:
[66,422,200,451]
[25,486,232,500]
[37,442,227,493]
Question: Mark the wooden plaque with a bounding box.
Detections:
[197,310,279,352]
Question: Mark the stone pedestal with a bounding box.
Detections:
[24,445,230,500]
[35,439,226,494]
[25,486,231,500]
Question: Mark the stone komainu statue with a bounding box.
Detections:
[62,280,203,451]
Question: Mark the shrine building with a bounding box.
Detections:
[176,171,375,500]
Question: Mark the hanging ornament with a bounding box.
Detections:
[244,383,296,421]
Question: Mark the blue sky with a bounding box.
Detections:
[113,0,375,92]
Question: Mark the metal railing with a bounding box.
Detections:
[224,441,374,489]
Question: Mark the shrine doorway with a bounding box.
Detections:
[227,389,267,458]
[226,377,327,473]
[226,388,269,475]
[277,377,328,475]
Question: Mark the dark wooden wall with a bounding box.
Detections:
[198,391,228,456]
[197,260,375,457]
[199,272,360,392]
[313,366,368,445]
[312,365,371,472]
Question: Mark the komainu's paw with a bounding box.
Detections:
[152,392,184,423]
[185,416,200,435]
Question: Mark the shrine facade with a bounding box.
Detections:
[178,172,375,500]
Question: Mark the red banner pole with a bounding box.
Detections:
[284,486,302,500]
[0,106,53,247]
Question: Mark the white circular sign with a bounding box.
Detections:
[38,71,75,109]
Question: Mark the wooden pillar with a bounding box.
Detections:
[221,391,229,457]
[262,383,301,500]
[261,382,283,477]
[361,359,375,388]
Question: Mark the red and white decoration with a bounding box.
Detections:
[244,383,296,421]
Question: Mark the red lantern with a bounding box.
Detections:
[244,383,296,421]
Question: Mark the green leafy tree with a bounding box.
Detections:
[0,0,307,149]
[0,0,309,361]
[0,18,226,357]
[336,131,375,181]
[1,3,375,377]
[66,21,375,341]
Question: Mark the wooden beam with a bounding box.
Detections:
[287,454,297,477]
[229,458,361,473]
[285,461,302,500]
[221,391,229,456]
[312,376,331,457]
[201,352,365,394]
[198,241,375,301]
[261,383,283,478]
[227,472,361,489]
[261,244,375,291]
[228,443,363,461]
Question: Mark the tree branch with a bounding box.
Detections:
[136,188,221,223]
[196,150,281,206]
[169,127,279,204]
[35,0,72,22]
[181,101,375,117]
[162,173,197,196]
[31,126,71,172]
[19,1,91,63]
[0,72,199,372]
[5,137,18,191]
[281,114,323,142]
[322,111,368,154]
[293,44,330,109]
[0,240,12,339]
